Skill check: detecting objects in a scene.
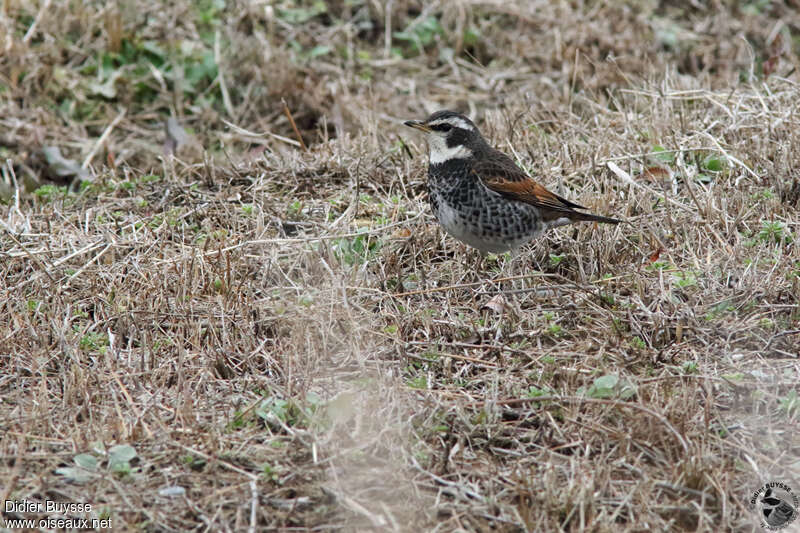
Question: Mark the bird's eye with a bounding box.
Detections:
[432,123,452,132]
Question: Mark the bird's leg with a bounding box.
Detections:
[474,249,487,275]
[508,247,521,276]
[462,248,487,284]
[505,247,542,293]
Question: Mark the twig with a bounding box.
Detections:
[168,213,424,261]
[82,108,127,169]
[22,0,52,44]
[602,148,716,162]
[1,225,57,283]
[109,369,154,439]
[464,395,690,454]
[215,30,235,119]
[383,0,394,58]
[406,352,498,368]
[5,158,20,213]
[607,161,694,214]
[63,242,113,285]
[699,130,760,182]
[221,119,301,147]
[0,435,23,506]
[764,329,800,351]
[655,481,717,501]
[6,239,106,292]
[282,99,308,151]
[391,272,551,298]
[249,479,258,533]
[174,443,257,480]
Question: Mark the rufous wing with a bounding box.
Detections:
[473,156,620,224]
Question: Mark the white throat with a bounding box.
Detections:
[428,136,473,165]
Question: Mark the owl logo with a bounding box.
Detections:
[751,482,798,530]
[761,487,796,527]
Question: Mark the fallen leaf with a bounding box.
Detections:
[42,146,89,180]
[158,486,186,497]
[648,247,664,263]
[481,294,507,314]
[763,33,784,78]
[639,166,671,183]
[87,72,121,99]
[246,145,268,161]
[164,117,190,155]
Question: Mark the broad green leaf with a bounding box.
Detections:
[594,375,619,390]
[703,157,724,172]
[74,453,98,470]
[109,444,137,466]
[651,145,675,163]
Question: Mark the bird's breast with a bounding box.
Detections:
[425,160,557,252]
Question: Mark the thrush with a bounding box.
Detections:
[404,110,621,254]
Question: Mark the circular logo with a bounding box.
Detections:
[750,481,799,530]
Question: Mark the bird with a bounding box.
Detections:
[404,110,621,254]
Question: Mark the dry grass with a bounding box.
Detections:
[2,1,800,531]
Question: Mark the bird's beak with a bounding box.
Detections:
[404,120,431,132]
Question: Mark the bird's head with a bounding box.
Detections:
[404,110,485,165]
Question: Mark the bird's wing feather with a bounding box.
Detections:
[472,152,587,219]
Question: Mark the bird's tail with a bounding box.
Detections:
[571,211,623,225]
